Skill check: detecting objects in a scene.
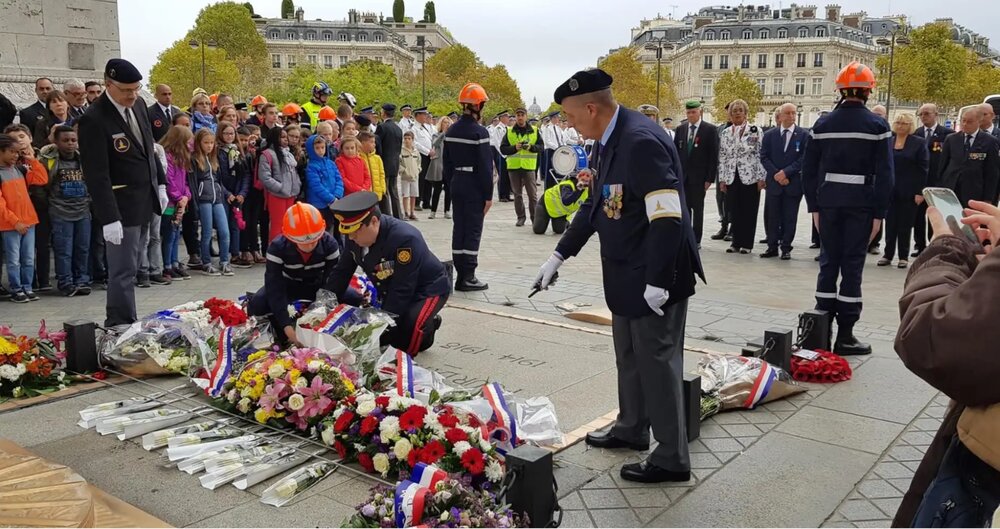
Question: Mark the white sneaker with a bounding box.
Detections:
[221,263,234,276]
[429,212,436,219]
[202,265,221,277]
[444,212,451,219]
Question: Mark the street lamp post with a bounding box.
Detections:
[876,29,911,116]
[417,36,426,107]
[189,38,218,89]
[796,103,803,126]
[644,36,670,112]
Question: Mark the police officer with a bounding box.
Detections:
[534,69,704,483]
[327,192,451,356]
[638,104,659,122]
[301,82,333,129]
[247,203,341,346]
[398,104,416,134]
[442,83,494,292]
[802,61,894,356]
[78,58,167,326]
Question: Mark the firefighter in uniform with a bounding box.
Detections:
[802,61,894,356]
[326,192,451,356]
[301,82,333,129]
[443,83,494,292]
[247,203,342,346]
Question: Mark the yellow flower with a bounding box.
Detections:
[288,369,302,385]
[254,408,272,424]
[247,350,268,363]
[342,376,356,394]
[0,337,17,355]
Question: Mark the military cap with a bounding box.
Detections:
[414,106,429,114]
[638,104,659,115]
[665,117,674,122]
[104,58,143,84]
[355,114,372,127]
[382,103,397,112]
[497,110,510,118]
[360,106,374,114]
[234,102,248,111]
[546,110,561,119]
[331,191,379,234]
[447,111,458,119]
[400,104,413,111]
[528,117,539,123]
[553,68,613,104]
[685,100,702,109]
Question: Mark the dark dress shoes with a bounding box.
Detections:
[760,249,779,258]
[620,460,691,483]
[834,335,872,356]
[584,430,648,451]
[455,277,489,292]
[780,252,792,260]
[809,242,821,249]
[709,229,727,240]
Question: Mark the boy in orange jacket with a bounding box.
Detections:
[0,133,48,302]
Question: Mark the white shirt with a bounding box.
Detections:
[553,125,565,147]
[158,103,173,119]
[399,116,416,134]
[599,105,621,146]
[491,123,508,155]
[108,96,134,124]
[541,123,560,150]
[986,125,996,136]
[563,127,580,145]
[686,120,702,141]
[780,124,796,151]
[412,121,433,156]
[965,130,979,143]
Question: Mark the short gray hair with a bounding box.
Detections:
[64,79,84,92]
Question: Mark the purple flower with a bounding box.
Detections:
[361,504,376,518]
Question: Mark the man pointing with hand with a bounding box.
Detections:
[534,69,704,483]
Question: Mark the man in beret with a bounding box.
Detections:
[78,58,166,326]
[377,103,404,218]
[674,100,720,245]
[534,68,704,483]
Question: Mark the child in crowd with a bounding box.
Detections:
[217,123,251,268]
[192,128,232,276]
[399,131,421,221]
[258,126,300,243]
[336,121,358,151]
[358,131,386,208]
[5,124,51,291]
[191,93,217,134]
[305,134,344,232]
[240,124,267,264]
[284,124,308,200]
[316,121,339,159]
[159,126,193,280]
[40,125,91,296]
[0,133,47,303]
[335,137,371,196]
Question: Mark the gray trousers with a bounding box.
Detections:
[105,224,147,327]
[610,299,691,472]
[139,214,163,276]
[508,169,538,223]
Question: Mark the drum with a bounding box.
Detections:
[550,145,588,176]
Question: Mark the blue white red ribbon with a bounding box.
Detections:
[410,462,447,490]
[316,304,356,334]
[395,348,415,398]
[483,383,518,449]
[207,327,234,397]
[394,480,429,527]
[350,273,380,308]
[743,360,778,409]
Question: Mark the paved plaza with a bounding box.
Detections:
[0,196,938,527]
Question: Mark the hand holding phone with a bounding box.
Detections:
[922,187,979,244]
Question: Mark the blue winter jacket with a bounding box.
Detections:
[305,134,344,209]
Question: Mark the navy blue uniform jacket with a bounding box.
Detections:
[760,125,808,197]
[555,107,705,317]
[442,115,494,202]
[264,233,342,329]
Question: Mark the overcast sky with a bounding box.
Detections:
[120,0,1000,107]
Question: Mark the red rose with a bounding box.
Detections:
[334,440,347,459]
[334,411,356,433]
[92,371,108,380]
[445,428,468,445]
[407,447,422,468]
[358,452,375,473]
[359,416,379,436]
[421,440,446,464]
[346,395,357,406]
[375,395,390,408]
[399,407,427,431]
[461,448,485,475]
[438,412,459,428]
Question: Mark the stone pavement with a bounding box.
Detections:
[0,197,940,527]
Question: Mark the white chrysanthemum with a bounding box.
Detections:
[237,397,252,413]
[357,392,376,403]
[485,459,503,482]
[287,394,306,411]
[373,453,389,476]
[0,364,26,381]
[379,416,400,441]
[478,436,492,452]
[393,438,412,460]
[11,386,25,398]
[357,400,376,416]
[452,441,472,456]
[57,371,66,382]
[267,363,286,379]
[321,425,334,445]
[424,412,446,438]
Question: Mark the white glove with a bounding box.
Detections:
[103,221,123,246]
[157,185,168,213]
[534,253,564,290]
[643,284,670,316]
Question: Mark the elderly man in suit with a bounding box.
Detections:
[534,69,704,483]
[760,103,809,260]
[64,79,88,120]
[938,105,1000,207]
[19,78,53,145]
[148,84,181,142]
[79,59,167,327]
[674,100,719,245]
[912,103,953,256]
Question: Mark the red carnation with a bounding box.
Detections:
[407,447,422,468]
[334,440,347,459]
[421,440,446,464]
[346,395,357,406]
[359,416,379,436]
[92,371,108,380]
[358,452,375,473]
[461,448,485,475]
[445,428,468,445]
[399,407,427,431]
[334,411,356,433]
[375,395,390,408]
[438,412,459,428]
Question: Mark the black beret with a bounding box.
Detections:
[104,58,143,84]
[553,68,613,104]
[355,114,372,127]
[382,103,397,112]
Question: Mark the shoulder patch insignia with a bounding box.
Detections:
[113,136,130,153]
[397,248,412,265]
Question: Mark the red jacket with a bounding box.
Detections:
[335,155,371,195]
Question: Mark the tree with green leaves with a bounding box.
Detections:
[149,40,241,102]
[242,2,254,15]
[423,1,436,23]
[281,0,294,18]
[596,47,657,109]
[712,69,762,118]
[393,0,405,22]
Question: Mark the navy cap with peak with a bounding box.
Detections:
[553,68,613,104]
[546,110,561,119]
[414,106,429,114]
[355,114,372,127]
[104,58,143,84]
[401,104,413,110]
[360,106,374,114]
[330,191,379,234]
[382,103,397,112]
[497,110,510,117]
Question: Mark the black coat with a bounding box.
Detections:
[891,134,929,201]
[938,131,1000,206]
[674,120,720,189]
[78,94,164,227]
[0,93,16,131]
[18,101,46,145]
[147,103,182,142]
[376,119,403,179]
[916,125,953,187]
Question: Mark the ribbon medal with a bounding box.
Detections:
[374,260,394,281]
[601,184,623,220]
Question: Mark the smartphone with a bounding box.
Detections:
[922,187,979,244]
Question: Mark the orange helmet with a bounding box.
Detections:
[251,95,268,107]
[835,61,876,91]
[318,106,336,121]
[458,83,489,105]
[282,203,326,244]
[209,93,219,108]
[282,103,302,117]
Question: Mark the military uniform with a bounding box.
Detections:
[247,233,342,330]
[443,114,494,289]
[802,100,894,340]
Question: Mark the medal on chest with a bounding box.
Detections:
[601,184,623,220]
[374,259,395,281]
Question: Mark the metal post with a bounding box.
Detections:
[886,37,896,115]
[420,40,426,107]
[655,47,662,112]
[200,42,207,89]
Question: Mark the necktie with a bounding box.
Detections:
[126,108,143,145]
[782,129,790,152]
[965,134,973,153]
[926,128,932,139]
[687,126,696,154]
[164,106,171,120]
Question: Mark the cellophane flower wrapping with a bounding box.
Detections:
[295,290,396,366]
[190,317,272,395]
[372,348,457,401]
[318,390,505,485]
[219,347,357,431]
[696,354,804,420]
[101,315,203,376]
[260,461,335,507]
[0,323,67,401]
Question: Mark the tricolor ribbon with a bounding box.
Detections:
[743,359,778,409]
[483,383,518,449]
[394,480,429,528]
[153,310,181,321]
[349,273,381,308]
[410,462,447,490]
[395,348,415,398]
[316,304,356,334]
[207,327,234,397]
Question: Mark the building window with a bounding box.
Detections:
[271,54,281,68]
[797,53,807,67]
[778,28,788,39]
[795,77,806,96]
[324,55,333,68]
[359,55,368,61]
[719,55,729,69]
[760,29,770,39]
[758,54,767,68]
[340,55,348,65]
[358,33,368,42]
[704,30,715,40]
[741,54,751,69]
[720,30,731,40]
[704,55,713,69]
[269,31,279,39]
[798,27,809,38]
[773,78,784,95]
[307,54,317,64]
[742,29,753,40]
[863,23,872,33]
[287,31,299,40]
[702,79,714,97]
[287,55,297,68]
[812,77,825,95]
[816,27,826,37]
[775,53,785,68]
[339,33,349,41]
[374,33,384,42]
[305,31,316,40]
[323,32,333,41]
[756,78,767,95]
[814,52,824,67]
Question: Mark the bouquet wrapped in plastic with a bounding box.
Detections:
[295,290,395,363]
[100,315,206,376]
[190,318,272,397]
[260,461,336,507]
[697,354,805,420]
